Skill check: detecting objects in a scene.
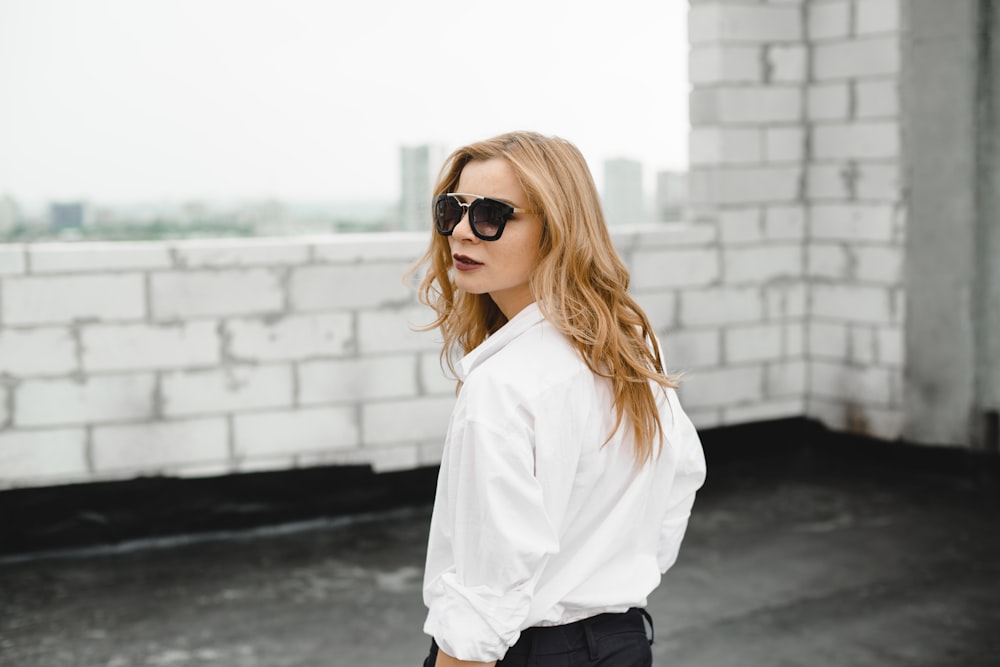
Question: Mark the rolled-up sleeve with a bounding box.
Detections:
[657,392,707,573]
[424,417,561,662]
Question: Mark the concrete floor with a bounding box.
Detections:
[2,434,999,667]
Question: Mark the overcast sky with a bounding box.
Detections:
[0,0,689,203]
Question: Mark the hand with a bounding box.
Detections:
[434,647,497,667]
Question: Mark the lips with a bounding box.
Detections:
[453,254,483,268]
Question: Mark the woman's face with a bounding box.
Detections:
[448,158,543,319]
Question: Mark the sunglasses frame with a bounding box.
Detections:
[433,192,538,241]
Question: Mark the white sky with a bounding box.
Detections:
[0,0,689,203]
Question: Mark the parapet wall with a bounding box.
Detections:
[4,226,792,489]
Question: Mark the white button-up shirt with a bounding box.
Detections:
[422,303,706,663]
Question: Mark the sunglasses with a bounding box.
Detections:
[433,193,538,241]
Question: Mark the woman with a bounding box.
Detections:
[411,131,706,667]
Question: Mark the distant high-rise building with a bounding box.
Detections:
[655,170,689,222]
[399,144,447,231]
[49,202,90,231]
[0,195,20,232]
[602,158,645,225]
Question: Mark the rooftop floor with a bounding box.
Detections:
[2,422,999,667]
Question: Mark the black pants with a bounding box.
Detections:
[422,607,653,666]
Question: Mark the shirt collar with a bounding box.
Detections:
[458,302,545,380]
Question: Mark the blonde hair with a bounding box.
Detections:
[410,131,678,463]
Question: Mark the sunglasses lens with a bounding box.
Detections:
[469,200,508,239]
[433,195,461,234]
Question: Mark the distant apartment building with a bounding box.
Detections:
[399,144,447,231]
[0,195,20,232]
[655,170,688,222]
[602,158,645,225]
[49,202,90,231]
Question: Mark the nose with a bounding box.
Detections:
[451,207,477,241]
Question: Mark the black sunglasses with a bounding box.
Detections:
[433,193,538,241]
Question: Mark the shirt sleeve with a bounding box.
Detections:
[657,390,708,573]
[424,416,561,663]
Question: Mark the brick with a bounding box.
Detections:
[807,83,850,120]
[809,321,849,359]
[725,398,804,424]
[855,163,901,200]
[16,374,155,427]
[0,327,77,376]
[719,208,763,243]
[766,45,807,82]
[663,328,721,368]
[92,418,229,473]
[807,244,851,279]
[806,164,851,199]
[0,428,89,482]
[632,248,720,289]
[226,313,353,362]
[785,321,805,356]
[357,307,441,354]
[233,407,358,459]
[726,323,785,363]
[813,122,900,159]
[812,285,894,324]
[764,206,806,240]
[808,1,851,40]
[362,396,455,446]
[690,87,802,125]
[723,245,801,283]
[680,366,764,408]
[764,127,805,162]
[764,283,807,319]
[767,359,807,395]
[850,326,877,364]
[172,239,309,268]
[810,360,893,405]
[689,4,801,44]
[151,269,283,320]
[811,204,896,241]
[855,405,904,439]
[312,232,426,263]
[369,444,423,473]
[161,365,293,417]
[689,46,762,84]
[855,79,899,118]
[690,128,762,166]
[625,224,718,248]
[877,327,904,366]
[81,321,220,371]
[856,0,901,35]
[0,245,26,275]
[683,406,723,430]
[690,167,802,205]
[632,292,677,332]
[813,37,900,80]
[29,242,171,273]
[854,246,903,284]
[0,385,6,425]
[3,274,145,325]
[299,355,419,405]
[680,287,763,326]
[290,262,413,311]
[419,352,459,396]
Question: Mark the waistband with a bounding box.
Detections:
[507,607,653,659]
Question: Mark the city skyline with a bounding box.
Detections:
[0,0,690,204]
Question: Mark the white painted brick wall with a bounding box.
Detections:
[0,327,77,376]
[173,238,309,268]
[813,37,900,80]
[81,321,220,371]
[631,248,720,289]
[808,244,851,280]
[664,328,721,369]
[719,208,763,243]
[226,313,353,362]
[16,374,156,427]
[680,365,765,408]
[161,365,294,417]
[299,355,419,404]
[92,418,229,474]
[811,204,896,242]
[151,270,284,320]
[690,87,803,125]
[850,326,877,365]
[812,122,900,160]
[766,45,807,82]
[689,45,762,84]
[764,206,806,240]
[725,398,804,423]
[290,262,413,311]
[690,127,762,166]
[357,307,441,354]
[808,1,851,41]
[362,396,457,447]
[810,361,894,406]
[419,352,458,396]
[877,327,905,366]
[632,292,678,333]
[233,407,358,459]
[3,274,145,325]
[723,244,801,283]
[855,79,899,118]
[0,428,89,485]
[29,242,172,273]
[766,359,807,396]
[681,287,763,326]
[807,83,851,120]
[854,246,903,284]
[0,246,27,275]
[689,4,802,44]
[725,323,785,363]
[856,0,901,36]
[809,321,850,359]
[764,283,808,319]
[764,127,806,162]
[691,167,802,205]
[812,285,896,324]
